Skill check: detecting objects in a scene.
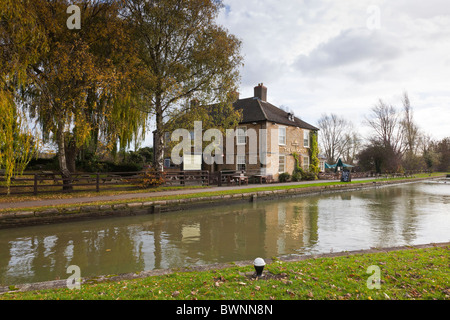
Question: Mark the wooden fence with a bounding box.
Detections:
[0,170,210,196]
[0,169,274,196]
[0,169,433,196]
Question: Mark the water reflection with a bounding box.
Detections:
[0,182,449,286]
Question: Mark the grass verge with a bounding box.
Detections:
[1,245,448,300]
[1,173,446,215]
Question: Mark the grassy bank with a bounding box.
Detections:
[2,245,448,300]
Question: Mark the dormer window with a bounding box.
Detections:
[288,113,294,122]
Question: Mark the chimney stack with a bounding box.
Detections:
[254,83,267,102]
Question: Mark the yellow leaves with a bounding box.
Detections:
[0,89,39,194]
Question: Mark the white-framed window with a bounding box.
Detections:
[237,154,246,171]
[303,156,310,171]
[278,154,286,173]
[279,126,286,145]
[303,130,310,148]
[237,126,247,145]
[319,160,324,172]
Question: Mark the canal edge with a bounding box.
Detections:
[0,176,445,229]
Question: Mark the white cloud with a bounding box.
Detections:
[294,28,402,77]
[142,0,450,148]
[217,0,450,141]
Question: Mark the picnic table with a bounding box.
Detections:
[253,174,274,184]
[231,174,249,186]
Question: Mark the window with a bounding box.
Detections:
[320,160,325,172]
[303,130,310,148]
[237,127,247,145]
[279,127,286,145]
[237,154,246,171]
[303,156,309,171]
[164,158,171,168]
[164,132,171,147]
[278,155,286,173]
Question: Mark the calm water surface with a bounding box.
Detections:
[1,181,449,285]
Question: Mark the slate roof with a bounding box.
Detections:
[233,97,319,131]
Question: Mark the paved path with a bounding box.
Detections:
[0,179,347,210]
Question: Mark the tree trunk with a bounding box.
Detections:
[56,122,73,191]
[154,94,165,172]
[65,138,78,174]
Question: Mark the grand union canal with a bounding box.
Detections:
[1,180,449,286]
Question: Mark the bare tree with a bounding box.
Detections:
[365,100,404,155]
[317,113,354,164]
[341,131,362,165]
[400,92,420,155]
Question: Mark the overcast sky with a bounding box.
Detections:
[214,0,450,141]
[143,0,449,148]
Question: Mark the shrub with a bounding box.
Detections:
[302,171,317,181]
[291,171,302,182]
[278,172,290,182]
[139,169,165,188]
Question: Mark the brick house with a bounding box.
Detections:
[161,83,319,181]
[214,83,319,180]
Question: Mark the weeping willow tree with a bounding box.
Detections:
[0,92,39,194]
[8,0,148,189]
[0,0,44,194]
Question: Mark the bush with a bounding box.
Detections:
[138,169,165,188]
[278,172,290,182]
[302,171,317,181]
[26,156,59,171]
[291,171,302,182]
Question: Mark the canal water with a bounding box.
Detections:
[1,181,449,286]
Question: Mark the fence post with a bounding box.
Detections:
[34,173,38,195]
[218,171,222,187]
[96,173,100,192]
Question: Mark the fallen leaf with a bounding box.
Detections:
[172,291,180,297]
